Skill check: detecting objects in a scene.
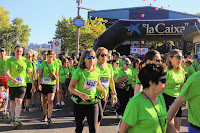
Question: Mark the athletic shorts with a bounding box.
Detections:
[163,93,182,117]
[9,86,26,100]
[41,84,56,95]
[59,82,68,91]
[25,83,32,99]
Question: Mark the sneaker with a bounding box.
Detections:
[61,101,65,106]
[56,102,60,106]
[13,120,23,128]
[47,118,52,125]
[115,111,120,119]
[39,105,43,111]
[25,107,29,112]
[31,102,35,107]
[8,116,15,124]
[41,115,47,122]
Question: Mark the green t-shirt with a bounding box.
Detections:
[112,66,121,81]
[123,92,167,133]
[131,68,138,85]
[184,65,195,79]
[193,60,199,71]
[5,56,32,87]
[33,60,37,65]
[40,61,58,85]
[54,58,62,68]
[117,68,133,85]
[118,58,123,68]
[59,67,71,83]
[72,67,100,104]
[69,66,75,75]
[0,58,7,76]
[180,71,200,127]
[136,77,141,84]
[96,63,113,98]
[26,62,36,83]
[164,69,185,97]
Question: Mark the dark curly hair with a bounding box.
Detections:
[138,64,166,89]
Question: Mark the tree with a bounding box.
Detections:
[54,16,107,55]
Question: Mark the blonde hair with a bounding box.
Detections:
[78,49,96,71]
[96,47,108,59]
[166,49,183,71]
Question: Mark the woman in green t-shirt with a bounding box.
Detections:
[95,47,118,130]
[68,49,107,133]
[115,58,133,117]
[38,50,59,125]
[56,58,71,107]
[163,49,185,132]
[112,59,121,82]
[120,64,176,133]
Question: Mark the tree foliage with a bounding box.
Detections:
[0,6,31,55]
[54,16,107,55]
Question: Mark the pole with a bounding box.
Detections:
[76,0,81,57]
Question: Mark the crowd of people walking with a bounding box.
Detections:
[0,46,200,133]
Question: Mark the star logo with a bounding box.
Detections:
[126,24,141,35]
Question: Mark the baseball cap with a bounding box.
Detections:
[0,48,5,51]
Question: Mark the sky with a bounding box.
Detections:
[0,0,199,45]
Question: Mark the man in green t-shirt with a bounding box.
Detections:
[5,46,36,128]
[168,71,200,132]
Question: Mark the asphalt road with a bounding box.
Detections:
[0,96,188,133]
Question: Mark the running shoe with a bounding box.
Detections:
[61,101,65,106]
[41,115,48,122]
[25,107,29,112]
[31,102,35,107]
[115,111,120,119]
[13,120,23,128]
[39,105,43,111]
[47,118,52,125]
[8,116,15,124]
[56,102,60,108]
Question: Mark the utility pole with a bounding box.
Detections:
[76,0,81,57]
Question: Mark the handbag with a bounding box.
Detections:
[45,62,57,81]
[115,69,128,89]
[63,67,71,86]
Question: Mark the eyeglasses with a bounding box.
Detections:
[153,58,162,62]
[16,50,23,53]
[116,63,119,64]
[100,54,108,57]
[171,56,184,60]
[125,64,131,66]
[159,78,167,84]
[86,56,95,59]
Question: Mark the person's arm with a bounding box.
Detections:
[27,69,36,93]
[115,74,128,83]
[167,95,186,122]
[56,69,59,92]
[166,122,179,133]
[97,78,107,102]
[119,120,131,133]
[109,76,117,104]
[134,83,143,95]
[38,68,43,91]
[68,79,89,101]
[5,70,18,84]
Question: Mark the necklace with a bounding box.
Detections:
[141,91,163,133]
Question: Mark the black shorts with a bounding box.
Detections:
[59,83,68,91]
[25,83,32,99]
[163,93,182,117]
[41,84,56,95]
[9,86,26,100]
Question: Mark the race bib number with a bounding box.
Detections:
[83,79,97,91]
[15,77,24,84]
[43,77,51,84]
[100,78,109,87]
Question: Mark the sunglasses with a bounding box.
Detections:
[171,56,184,60]
[86,56,95,59]
[125,64,131,66]
[153,59,162,62]
[100,54,108,57]
[43,54,47,56]
[159,78,167,84]
[64,62,68,63]
[116,62,119,64]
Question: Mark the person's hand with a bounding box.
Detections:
[102,89,107,102]
[12,79,19,85]
[111,94,118,105]
[38,85,42,91]
[124,74,129,79]
[79,93,89,101]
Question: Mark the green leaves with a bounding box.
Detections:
[54,16,107,55]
